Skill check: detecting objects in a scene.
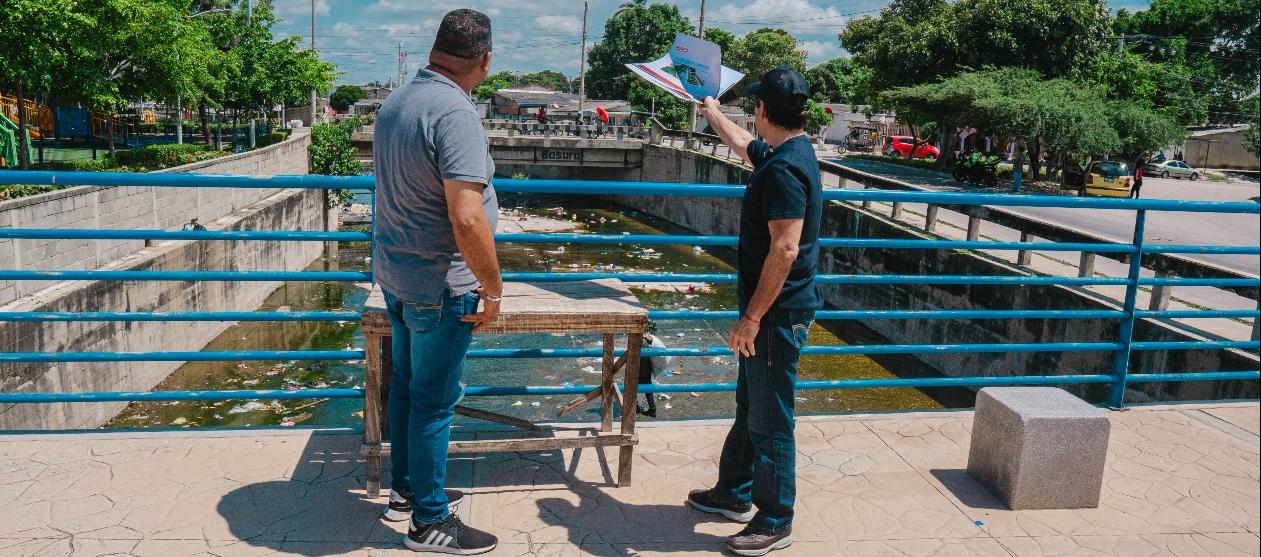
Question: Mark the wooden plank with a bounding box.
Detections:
[361,332,384,499]
[363,280,648,334]
[556,350,628,418]
[600,333,615,433]
[619,333,644,486]
[455,405,542,431]
[361,434,638,457]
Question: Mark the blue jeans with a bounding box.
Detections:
[384,288,479,523]
[715,309,814,533]
[1013,170,1023,192]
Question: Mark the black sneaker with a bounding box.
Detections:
[726,525,793,556]
[405,514,497,555]
[382,488,466,522]
[686,488,754,523]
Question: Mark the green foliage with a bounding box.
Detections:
[585,0,693,101]
[309,119,364,177]
[726,28,807,105]
[255,130,290,148]
[703,27,737,53]
[330,85,366,112]
[511,172,532,180]
[29,159,115,172]
[1116,0,1259,125]
[805,100,832,135]
[473,70,573,101]
[627,82,691,130]
[1086,52,1206,126]
[805,58,872,104]
[113,143,223,170]
[840,0,1112,102]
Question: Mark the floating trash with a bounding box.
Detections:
[690,392,701,397]
[581,365,597,373]
[242,379,260,386]
[511,401,524,407]
[236,364,248,370]
[693,245,703,251]
[660,371,674,378]
[228,401,268,414]
[280,421,296,427]
[676,332,686,338]
[172,417,188,425]
[530,401,541,407]
[795,397,808,402]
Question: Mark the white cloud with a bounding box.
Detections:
[712,0,841,24]
[381,23,423,36]
[275,0,329,17]
[800,40,839,61]
[532,15,582,34]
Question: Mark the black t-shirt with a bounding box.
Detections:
[738,136,824,313]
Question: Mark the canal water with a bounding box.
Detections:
[105,193,949,429]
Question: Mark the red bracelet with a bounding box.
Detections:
[741,314,760,326]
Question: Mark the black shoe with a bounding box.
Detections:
[382,488,466,522]
[686,488,754,523]
[726,525,793,556]
[405,514,497,555]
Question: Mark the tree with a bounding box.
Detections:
[584,1,692,101]
[726,28,807,105]
[703,27,736,53]
[0,0,89,168]
[330,85,366,112]
[1116,0,1260,126]
[838,0,959,98]
[520,70,571,93]
[1086,52,1205,126]
[474,71,519,101]
[805,100,832,135]
[805,57,872,105]
[627,81,690,129]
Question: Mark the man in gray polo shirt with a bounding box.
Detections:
[372,9,500,555]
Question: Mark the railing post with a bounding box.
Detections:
[1252,298,1260,342]
[1016,231,1033,265]
[1078,252,1096,278]
[1147,270,1172,311]
[891,202,904,220]
[1109,209,1147,408]
[924,205,938,233]
[966,215,981,241]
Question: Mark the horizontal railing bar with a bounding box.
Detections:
[5,171,1258,213]
[4,308,1249,323]
[1142,244,1261,255]
[0,270,371,282]
[497,179,1261,214]
[0,350,364,363]
[0,229,371,242]
[0,311,361,322]
[0,171,373,190]
[1125,371,1260,382]
[462,342,1124,358]
[495,233,1144,253]
[0,389,365,403]
[1130,340,1259,351]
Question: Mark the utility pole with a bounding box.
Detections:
[310,0,318,126]
[247,0,256,148]
[397,42,407,88]
[1118,33,1125,56]
[688,0,707,133]
[577,0,589,120]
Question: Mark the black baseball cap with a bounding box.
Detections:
[747,67,809,111]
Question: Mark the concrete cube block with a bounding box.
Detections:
[966,387,1110,510]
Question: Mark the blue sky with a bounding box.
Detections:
[270,0,1153,86]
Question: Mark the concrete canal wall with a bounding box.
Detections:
[606,146,1259,404]
[1,129,333,430]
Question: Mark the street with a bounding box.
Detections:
[833,157,1261,275]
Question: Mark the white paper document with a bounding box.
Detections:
[625,33,745,103]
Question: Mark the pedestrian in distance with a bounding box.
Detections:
[1131,154,1146,199]
[1012,143,1026,193]
[692,67,824,556]
[371,8,500,555]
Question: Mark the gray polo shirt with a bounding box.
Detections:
[373,68,498,304]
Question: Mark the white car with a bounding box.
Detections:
[1144,160,1200,181]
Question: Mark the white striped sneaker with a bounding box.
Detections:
[404,514,497,555]
[382,489,466,522]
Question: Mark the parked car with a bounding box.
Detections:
[1144,159,1200,181]
[882,135,940,159]
[1062,161,1133,197]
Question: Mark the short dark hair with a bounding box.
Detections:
[433,9,491,59]
[760,99,809,131]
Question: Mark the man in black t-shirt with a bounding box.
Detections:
[685,67,823,557]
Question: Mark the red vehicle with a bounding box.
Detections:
[883,135,940,160]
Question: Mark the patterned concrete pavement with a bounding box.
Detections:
[0,402,1256,556]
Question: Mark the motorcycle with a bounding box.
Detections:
[952,152,1000,187]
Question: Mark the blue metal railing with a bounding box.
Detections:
[0,171,1257,414]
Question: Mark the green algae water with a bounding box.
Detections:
[104,194,944,429]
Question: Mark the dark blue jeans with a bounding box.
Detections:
[384,288,479,523]
[715,309,814,533]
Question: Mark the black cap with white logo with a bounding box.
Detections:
[746,67,810,111]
